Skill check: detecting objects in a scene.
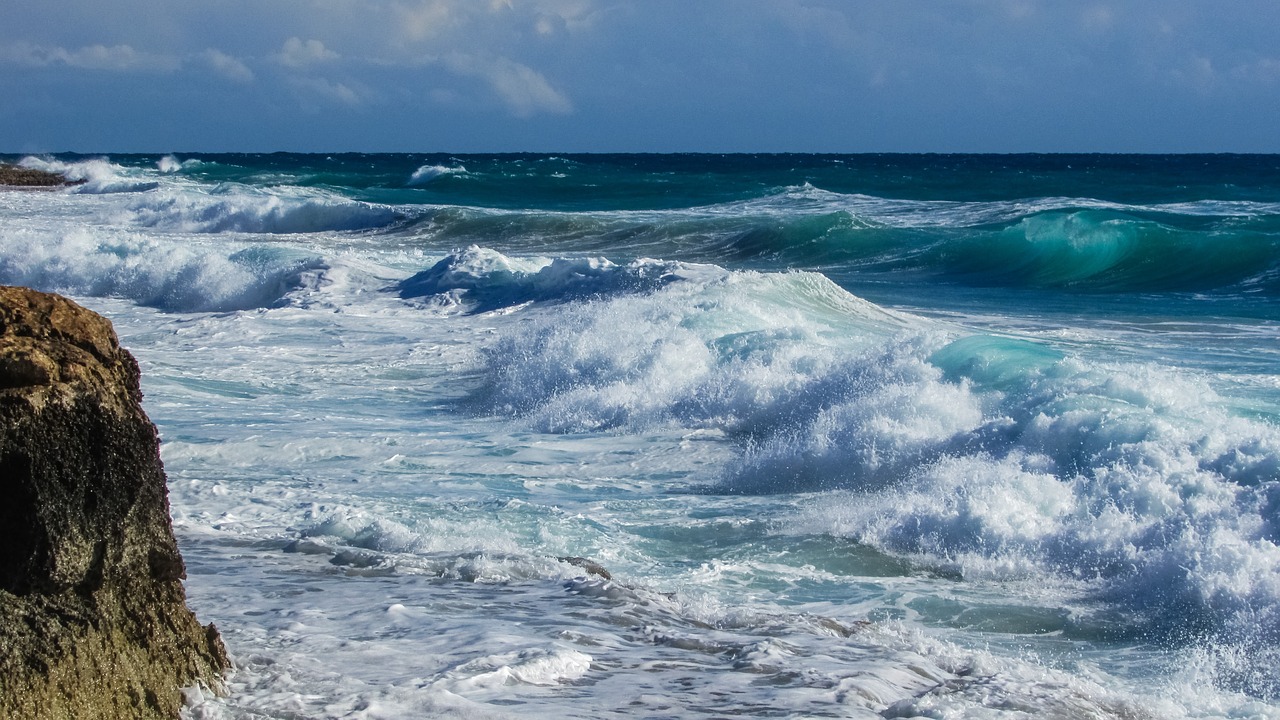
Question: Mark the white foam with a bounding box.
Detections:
[436,647,593,690]
[782,357,1280,694]
[726,335,986,492]
[468,254,920,435]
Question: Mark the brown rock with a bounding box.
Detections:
[559,555,613,581]
[0,162,81,187]
[0,286,230,719]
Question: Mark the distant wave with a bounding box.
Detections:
[408,164,467,186]
[925,209,1280,293]
[16,156,402,234]
[157,154,206,173]
[731,183,1280,226]
[120,185,401,234]
[402,192,1280,295]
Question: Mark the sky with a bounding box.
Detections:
[2,0,1279,153]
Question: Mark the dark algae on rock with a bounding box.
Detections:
[0,287,229,719]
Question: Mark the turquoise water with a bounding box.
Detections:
[2,153,1279,718]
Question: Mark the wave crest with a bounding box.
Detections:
[408,163,467,186]
[120,185,400,234]
[0,227,326,311]
[398,245,718,312]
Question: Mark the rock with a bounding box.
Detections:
[0,163,82,187]
[559,556,613,581]
[0,286,229,719]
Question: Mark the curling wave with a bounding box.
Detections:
[397,189,1280,295]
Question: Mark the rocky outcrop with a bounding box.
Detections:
[0,163,81,187]
[0,287,228,719]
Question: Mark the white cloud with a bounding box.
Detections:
[1171,54,1216,93]
[276,37,339,68]
[201,49,254,82]
[1231,57,1280,83]
[395,0,453,42]
[0,41,178,72]
[389,0,598,47]
[532,0,599,31]
[999,0,1036,20]
[293,77,363,106]
[444,53,572,117]
[531,2,599,36]
[1081,5,1114,32]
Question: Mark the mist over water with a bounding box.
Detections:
[2,152,1279,718]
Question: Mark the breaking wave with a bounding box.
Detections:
[408,163,467,185]
[0,227,326,311]
[119,185,400,234]
[459,247,1280,696]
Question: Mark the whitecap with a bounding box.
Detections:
[409,164,466,186]
[0,225,326,311]
[119,184,400,234]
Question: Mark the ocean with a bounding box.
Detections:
[2,152,1278,718]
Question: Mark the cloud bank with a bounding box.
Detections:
[2,0,1279,151]
[0,41,179,72]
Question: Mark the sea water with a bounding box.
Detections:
[2,152,1278,718]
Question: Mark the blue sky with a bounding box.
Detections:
[3,0,1279,152]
